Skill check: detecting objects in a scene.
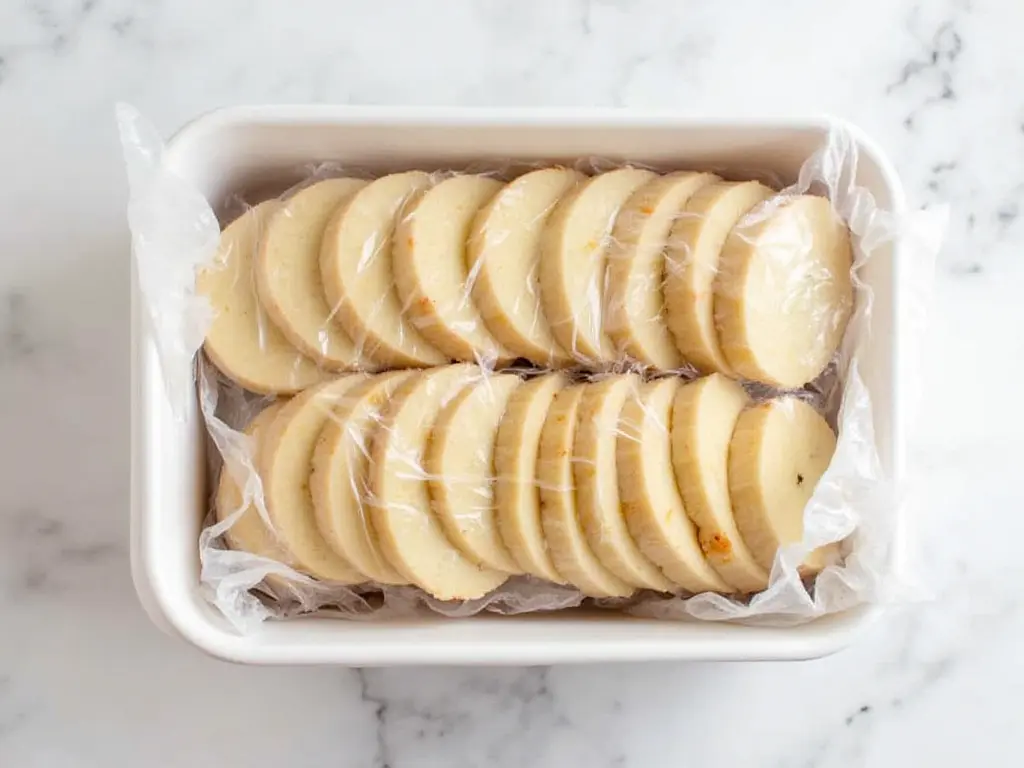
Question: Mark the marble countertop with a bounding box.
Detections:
[1,0,1020,765]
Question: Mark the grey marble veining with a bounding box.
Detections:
[0,0,1022,765]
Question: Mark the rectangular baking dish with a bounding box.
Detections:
[130,106,907,665]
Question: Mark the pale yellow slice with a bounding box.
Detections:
[671,374,769,592]
[664,181,774,374]
[617,378,732,594]
[392,174,512,364]
[715,194,854,388]
[426,374,523,573]
[575,376,675,592]
[199,202,328,394]
[215,401,294,565]
[605,172,719,369]
[368,364,508,600]
[467,168,582,365]
[320,172,447,368]
[539,168,657,363]
[799,541,843,577]
[538,385,634,598]
[255,179,368,370]
[309,370,416,585]
[259,376,368,583]
[728,397,838,573]
[495,373,569,583]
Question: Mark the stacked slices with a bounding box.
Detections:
[216,367,839,600]
[199,169,853,391]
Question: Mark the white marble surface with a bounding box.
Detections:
[0,0,1021,765]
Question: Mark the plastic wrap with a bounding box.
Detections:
[120,104,943,632]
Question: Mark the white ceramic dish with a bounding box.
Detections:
[130,106,907,665]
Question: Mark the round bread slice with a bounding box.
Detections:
[617,378,732,594]
[574,376,675,592]
[539,168,657,363]
[495,373,569,583]
[799,542,842,578]
[671,374,769,592]
[605,172,719,370]
[215,401,294,565]
[368,364,509,600]
[255,179,368,370]
[728,397,838,572]
[392,174,512,364]
[258,376,368,583]
[199,202,328,394]
[663,181,774,374]
[467,168,582,365]
[310,370,416,585]
[715,194,854,388]
[538,385,634,598]
[320,171,447,368]
[426,373,523,573]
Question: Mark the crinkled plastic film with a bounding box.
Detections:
[120,104,944,633]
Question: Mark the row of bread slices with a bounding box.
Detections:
[200,168,854,395]
[217,365,839,601]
